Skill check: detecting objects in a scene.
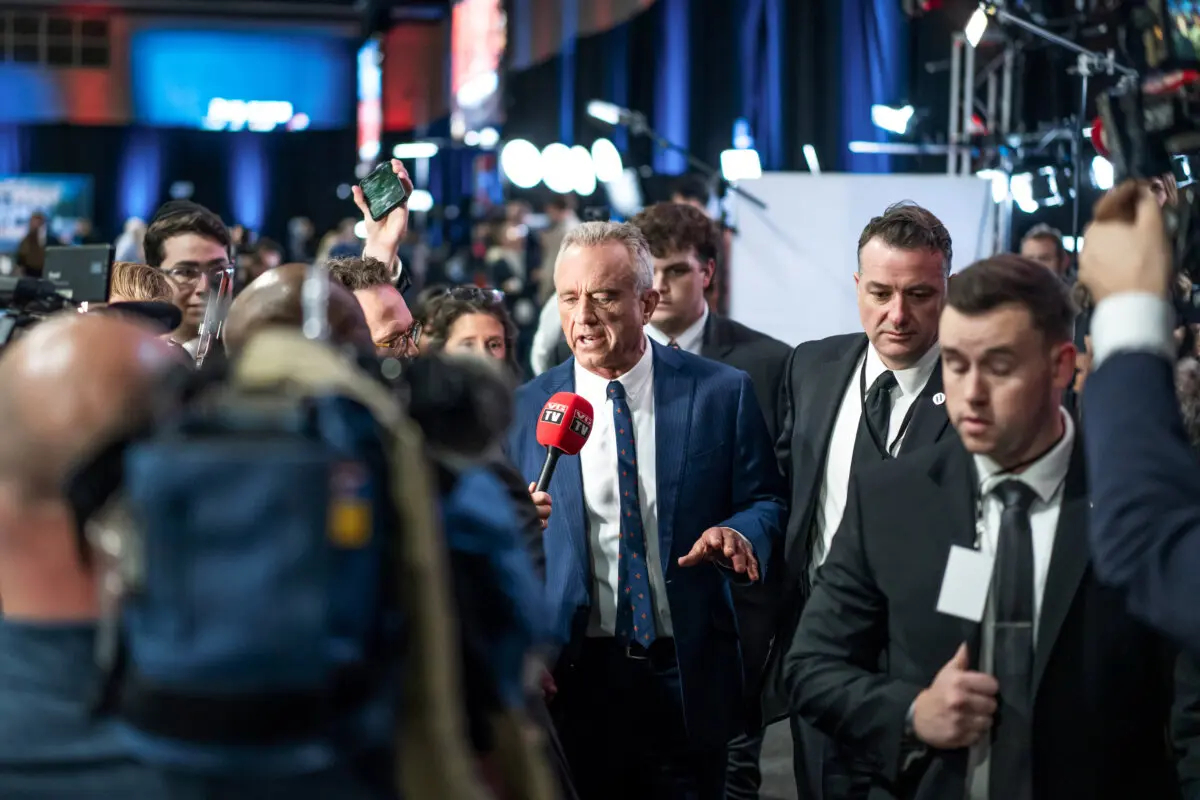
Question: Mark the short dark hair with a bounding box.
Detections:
[327,256,394,291]
[857,201,953,275]
[1176,358,1200,454]
[947,254,1075,342]
[630,203,721,265]
[417,286,519,376]
[671,174,710,204]
[144,202,231,268]
[1021,223,1065,256]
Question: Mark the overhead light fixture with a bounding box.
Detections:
[569,145,597,196]
[965,3,990,47]
[587,100,623,126]
[720,149,762,182]
[803,144,821,175]
[499,139,543,189]
[408,189,434,213]
[392,142,439,159]
[1091,155,1114,190]
[591,138,624,183]
[1010,166,1064,213]
[541,144,576,194]
[976,168,1010,204]
[870,104,916,136]
[478,127,500,149]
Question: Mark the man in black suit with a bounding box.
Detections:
[767,202,956,798]
[785,255,1195,799]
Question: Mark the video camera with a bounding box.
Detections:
[0,244,114,348]
[1097,1,1200,281]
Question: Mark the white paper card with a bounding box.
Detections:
[936,545,995,623]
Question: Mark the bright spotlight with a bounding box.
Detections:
[966,4,989,48]
[1010,172,1038,214]
[977,169,1009,204]
[542,144,575,194]
[392,142,439,159]
[408,189,434,213]
[720,149,763,182]
[591,138,623,183]
[871,104,915,136]
[1091,155,1114,190]
[463,130,481,147]
[499,139,543,189]
[802,144,821,175]
[353,220,368,239]
[570,145,597,196]
[587,100,622,126]
[478,127,500,148]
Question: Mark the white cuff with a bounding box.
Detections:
[1089,292,1176,369]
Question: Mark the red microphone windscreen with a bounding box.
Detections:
[536,392,594,456]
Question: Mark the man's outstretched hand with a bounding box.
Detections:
[352,158,415,267]
[1080,180,1173,304]
[678,526,760,582]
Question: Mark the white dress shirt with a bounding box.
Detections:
[813,342,941,567]
[965,409,1075,799]
[648,305,709,355]
[574,340,674,637]
[1089,292,1177,368]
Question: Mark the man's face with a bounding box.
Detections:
[353,283,416,357]
[940,304,1075,463]
[160,234,231,333]
[855,238,947,369]
[557,242,657,375]
[651,248,711,334]
[1020,237,1066,277]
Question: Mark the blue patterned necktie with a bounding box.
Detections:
[607,380,658,646]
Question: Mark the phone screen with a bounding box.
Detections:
[359,164,409,221]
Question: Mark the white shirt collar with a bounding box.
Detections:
[648,305,709,353]
[974,409,1075,504]
[863,341,941,397]
[574,335,655,403]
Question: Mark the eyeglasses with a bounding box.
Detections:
[430,286,505,305]
[164,264,233,286]
[375,321,423,358]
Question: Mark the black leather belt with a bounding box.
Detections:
[624,638,676,670]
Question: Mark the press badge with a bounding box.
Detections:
[935,545,994,623]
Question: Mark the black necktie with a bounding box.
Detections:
[850,370,897,471]
[989,479,1037,800]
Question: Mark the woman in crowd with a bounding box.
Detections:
[417,286,521,378]
[108,261,175,304]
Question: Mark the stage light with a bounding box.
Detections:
[354,220,368,238]
[966,4,989,47]
[1063,235,1083,252]
[408,189,434,213]
[336,183,352,200]
[570,146,597,196]
[591,138,623,183]
[871,104,915,136]
[976,169,1009,203]
[542,144,576,194]
[803,144,821,175]
[587,100,622,126]
[720,149,762,182]
[1010,173,1038,213]
[359,141,381,161]
[499,139,543,189]
[463,131,481,146]
[392,142,439,159]
[1091,155,1114,190]
[478,127,500,148]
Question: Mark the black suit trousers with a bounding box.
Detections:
[551,638,727,800]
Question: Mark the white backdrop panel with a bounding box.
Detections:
[729,173,994,346]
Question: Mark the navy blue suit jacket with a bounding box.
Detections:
[506,341,785,747]
[1084,351,1200,654]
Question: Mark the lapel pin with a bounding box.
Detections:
[933,392,946,406]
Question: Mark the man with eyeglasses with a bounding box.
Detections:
[144,201,234,355]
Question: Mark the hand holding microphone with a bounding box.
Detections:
[529,393,594,523]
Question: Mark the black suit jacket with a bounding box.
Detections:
[784,436,1191,800]
[762,333,952,723]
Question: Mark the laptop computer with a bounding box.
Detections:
[43,244,114,304]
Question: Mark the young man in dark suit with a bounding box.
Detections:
[767,202,956,798]
[785,255,1197,799]
[507,221,785,799]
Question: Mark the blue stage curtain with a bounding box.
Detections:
[119,127,163,224]
[559,0,578,146]
[0,125,25,175]
[228,132,267,232]
[841,0,908,173]
[737,0,785,170]
[652,0,689,175]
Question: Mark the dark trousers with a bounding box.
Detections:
[552,637,727,800]
[790,714,872,800]
[724,728,764,800]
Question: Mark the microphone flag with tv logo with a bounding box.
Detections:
[534,392,594,491]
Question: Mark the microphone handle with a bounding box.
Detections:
[535,447,563,493]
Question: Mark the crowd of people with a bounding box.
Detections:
[0,153,1198,800]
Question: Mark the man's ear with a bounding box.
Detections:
[642,289,660,322]
[701,258,716,291]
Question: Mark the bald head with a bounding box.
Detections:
[0,313,180,503]
[224,263,373,357]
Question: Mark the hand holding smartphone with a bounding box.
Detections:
[358,162,411,221]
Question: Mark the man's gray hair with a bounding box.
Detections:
[554,221,655,294]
